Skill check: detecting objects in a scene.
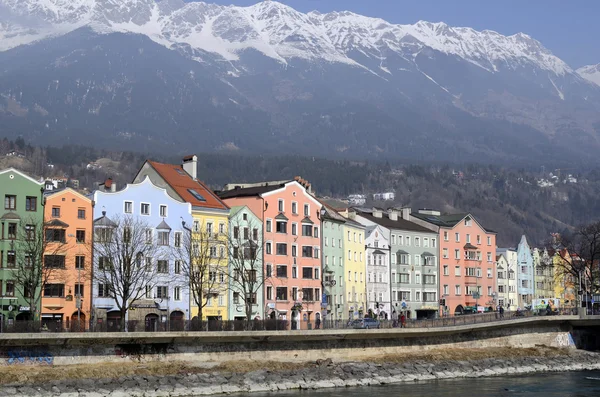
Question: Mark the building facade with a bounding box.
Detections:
[533,248,555,299]
[227,206,264,322]
[93,177,192,331]
[341,218,367,320]
[0,168,45,325]
[497,248,518,309]
[219,179,323,330]
[133,155,230,321]
[363,223,391,318]
[516,235,535,307]
[320,205,346,321]
[496,254,509,309]
[412,210,497,315]
[42,189,93,330]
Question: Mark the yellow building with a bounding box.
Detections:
[553,249,576,310]
[341,218,367,319]
[133,155,231,321]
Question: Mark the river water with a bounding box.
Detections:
[250,371,600,397]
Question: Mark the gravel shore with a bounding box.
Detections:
[2,348,599,396]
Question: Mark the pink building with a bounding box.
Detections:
[218,178,323,329]
[412,210,497,315]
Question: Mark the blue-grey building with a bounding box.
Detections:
[516,235,535,308]
[93,177,192,331]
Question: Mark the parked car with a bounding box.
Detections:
[350,318,380,329]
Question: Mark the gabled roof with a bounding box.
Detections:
[45,219,69,228]
[411,211,496,233]
[275,213,288,221]
[94,212,117,228]
[0,168,44,186]
[146,161,228,211]
[301,216,314,224]
[355,209,432,233]
[1,212,21,220]
[156,220,171,230]
[217,183,287,199]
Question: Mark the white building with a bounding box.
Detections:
[373,192,395,201]
[348,194,366,205]
[496,248,519,310]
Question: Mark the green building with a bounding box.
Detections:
[0,168,45,326]
[320,204,346,322]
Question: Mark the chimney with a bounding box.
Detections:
[182,155,197,179]
[388,208,398,221]
[348,210,356,221]
[418,208,441,216]
[372,207,383,218]
[401,206,411,220]
[111,182,116,193]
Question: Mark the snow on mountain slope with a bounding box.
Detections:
[0,0,576,76]
[578,64,600,87]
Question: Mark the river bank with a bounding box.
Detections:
[1,347,599,396]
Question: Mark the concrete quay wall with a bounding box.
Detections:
[0,316,587,366]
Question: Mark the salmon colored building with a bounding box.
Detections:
[412,210,497,315]
[218,177,323,329]
[42,188,93,330]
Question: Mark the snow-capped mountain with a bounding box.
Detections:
[0,0,599,163]
[578,64,600,87]
[0,0,574,74]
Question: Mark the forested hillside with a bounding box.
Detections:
[1,138,597,247]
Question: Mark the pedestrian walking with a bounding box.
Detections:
[400,313,406,328]
[392,310,398,328]
[315,317,321,330]
[499,305,504,319]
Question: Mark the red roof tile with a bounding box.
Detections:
[147,161,229,211]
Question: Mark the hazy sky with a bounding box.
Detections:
[204,0,599,68]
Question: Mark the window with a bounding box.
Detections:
[5,280,14,297]
[157,260,168,273]
[233,226,239,239]
[454,266,461,276]
[314,247,320,259]
[266,220,272,233]
[291,223,297,236]
[304,204,310,216]
[487,236,491,245]
[140,203,150,215]
[302,288,314,302]
[243,246,257,260]
[432,238,436,248]
[477,235,481,245]
[278,199,284,212]
[193,221,199,232]
[158,231,169,246]
[415,273,421,284]
[25,224,35,241]
[243,227,249,240]
[292,202,298,214]
[26,196,37,211]
[207,223,214,236]
[455,285,461,295]
[442,248,448,258]
[423,238,429,248]
[399,273,409,283]
[455,233,460,242]
[98,256,110,270]
[487,252,492,262]
[174,260,182,274]
[266,242,272,255]
[243,213,248,221]
[302,267,313,279]
[455,249,460,259]
[487,286,492,296]
[46,228,65,243]
[443,265,449,275]
[43,283,64,297]
[75,256,85,269]
[406,236,411,246]
[156,286,168,299]
[276,265,288,278]
[466,267,477,277]
[76,230,86,243]
[98,284,111,298]
[4,195,16,210]
[498,285,505,293]
[302,246,313,258]
[174,232,182,248]
[398,254,409,265]
[276,287,287,300]
[416,291,421,302]
[124,201,133,214]
[276,243,287,255]
[44,255,65,268]
[466,234,471,243]
[292,245,297,257]
[253,228,258,241]
[292,266,297,278]
[266,287,273,300]
[74,283,84,297]
[52,207,60,218]
[174,287,181,301]
[487,268,492,278]
[465,218,472,227]
[187,189,206,202]
[159,205,167,217]
[424,275,436,285]
[415,237,420,247]
[302,224,312,236]
[7,223,16,239]
[276,221,287,233]
[266,264,272,278]
[77,208,86,219]
[444,231,448,241]
[209,246,217,258]
[219,223,225,234]
[443,285,449,295]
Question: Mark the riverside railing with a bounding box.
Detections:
[0,309,567,333]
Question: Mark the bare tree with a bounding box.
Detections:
[550,224,600,303]
[227,217,266,328]
[93,214,161,331]
[174,222,227,327]
[11,216,69,323]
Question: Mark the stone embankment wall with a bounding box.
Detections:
[0,317,584,366]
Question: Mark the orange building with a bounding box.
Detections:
[219,178,323,329]
[42,189,93,330]
[412,210,497,315]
